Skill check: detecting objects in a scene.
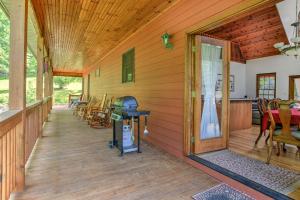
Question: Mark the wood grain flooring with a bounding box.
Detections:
[12,108,219,200]
[229,126,300,199]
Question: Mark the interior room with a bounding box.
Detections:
[192,1,300,197]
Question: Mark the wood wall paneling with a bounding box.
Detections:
[85,0,279,157]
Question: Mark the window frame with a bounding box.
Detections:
[256,72,276,99]
[122,48,135,83]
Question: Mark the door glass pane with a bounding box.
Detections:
[200,43,223,140]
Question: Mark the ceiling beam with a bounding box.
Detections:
[53,71,83,77]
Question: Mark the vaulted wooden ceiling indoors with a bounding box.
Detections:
[205,5,288,63]
[29,0,177,73]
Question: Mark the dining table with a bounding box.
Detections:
[255,109,300,144]
[261,109,300,132]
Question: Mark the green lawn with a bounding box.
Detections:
[0,77,37,106]
[53,77,82,105]
[0,77,82,107]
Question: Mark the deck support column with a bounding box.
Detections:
[36,36,44,137]
[44,62,49,98]
[49,65,53,108]
[36,36,44,101]
[9,0,29,192]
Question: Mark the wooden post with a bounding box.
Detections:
[82,77,84,96]
[44,63,49,98]
[49,66,53,109]
[49,67,53,97]
[37,37,44,137]
[87,74,91,99]
[9,0,28,192]
[36,36,44,101]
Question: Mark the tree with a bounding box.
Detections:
[0,10,10,78]
[27,48,37,77]
[54,77,78,89]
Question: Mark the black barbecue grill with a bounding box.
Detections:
[110,96,150,156]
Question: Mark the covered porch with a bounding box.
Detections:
[0,0,300,199]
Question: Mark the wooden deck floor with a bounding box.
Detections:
[13,108,219,200]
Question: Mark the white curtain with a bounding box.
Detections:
[200,44,222,139]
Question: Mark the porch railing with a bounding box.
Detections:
[0,96,52,200]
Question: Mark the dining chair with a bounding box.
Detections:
[267,108,300,164]
[268,99,280,110]
[255,98,269,144]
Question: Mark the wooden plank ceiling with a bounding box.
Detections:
[31,0,177,73]
[205,5,288,61]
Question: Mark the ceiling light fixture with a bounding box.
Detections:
[274,0,300,58]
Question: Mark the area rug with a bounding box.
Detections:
[192,183,254,200]
[199,150,300,195]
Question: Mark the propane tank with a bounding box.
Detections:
[123,125,133,147]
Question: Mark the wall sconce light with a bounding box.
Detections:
[161,32,173,49]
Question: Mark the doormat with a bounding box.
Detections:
[192,183,254,200]
[199,150,300,195]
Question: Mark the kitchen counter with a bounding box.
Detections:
[230,99,253,131]
[230,98,254,101]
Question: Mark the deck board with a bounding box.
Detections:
[12,108,218,200]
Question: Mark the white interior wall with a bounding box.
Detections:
[245,55,300,99]
[230,62,246,98]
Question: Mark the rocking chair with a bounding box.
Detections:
[86,94,107,123]
[90,97,114,129]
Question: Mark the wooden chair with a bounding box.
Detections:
[77,97,97,119]
[72,95,88,116]
[69,94,82,108]
[90,97,114,129]
[268,99,279,110]
[86,94,107,123]
[255,98,269,145]
[257,98,268,115]
[267,108,300,164]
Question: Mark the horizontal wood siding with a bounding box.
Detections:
[87,0,256,157]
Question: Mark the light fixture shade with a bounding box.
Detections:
[274,42,284,49]
[284,47,300,56]
[291,37,300,43]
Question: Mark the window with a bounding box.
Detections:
[122,48,135,83]
[256,73,276,99]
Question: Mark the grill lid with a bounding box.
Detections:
[113,96,138,110]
